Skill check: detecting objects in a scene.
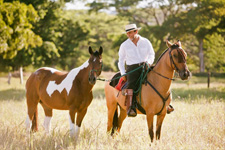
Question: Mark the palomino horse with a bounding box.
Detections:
[25,46,103,138]
[105,40,191,143]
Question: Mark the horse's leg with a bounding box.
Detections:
[146,112,155,143]
[106,101,117,135]
[40,102,53,134]
[156,114,166,140]
[69,109,77,137]
[25,92,39,133]
[117,106,127,132]
[75,108,88,139]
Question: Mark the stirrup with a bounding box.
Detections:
[127,107,137,117]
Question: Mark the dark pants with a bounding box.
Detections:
[126,63,143,97]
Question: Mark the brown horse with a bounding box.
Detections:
[25,46,103,139]
[105,40,191,143]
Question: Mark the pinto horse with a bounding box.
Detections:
[25,46,103,138]
[105,40,191,143]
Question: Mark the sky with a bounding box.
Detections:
[65,0,93,10]
[65,0,150,10]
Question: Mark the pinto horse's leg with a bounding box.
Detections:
[25,93,39,133]
[75,109,88,139]
[69,109,77,137]
[146,112,155,143]
[156,113,166,140]
[40,102,53,134]
[117,106,127,132]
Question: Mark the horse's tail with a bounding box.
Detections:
[31,107,38,132]
[111,104,118,135]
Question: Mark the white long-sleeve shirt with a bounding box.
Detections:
[118,35,155,75]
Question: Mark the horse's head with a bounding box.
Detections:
[166,40,191,80]
[88,46,103,85]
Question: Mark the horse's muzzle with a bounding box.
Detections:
[89,76,96,85]
[179,70,192,80]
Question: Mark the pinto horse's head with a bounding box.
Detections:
[88,46,103,85]
[166,40,191,80]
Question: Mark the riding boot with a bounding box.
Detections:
[126,89,137,117]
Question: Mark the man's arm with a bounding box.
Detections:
[118,45,126,76]
[146,40,155,65]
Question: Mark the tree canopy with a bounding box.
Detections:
[0,0,224,73]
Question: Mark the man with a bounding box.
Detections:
[118,24,155,117]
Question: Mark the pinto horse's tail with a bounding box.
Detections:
[111,104,118,135]
[31,107,38,132]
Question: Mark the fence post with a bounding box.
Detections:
[208,71,210,88]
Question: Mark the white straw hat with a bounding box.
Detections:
[124,24,141,33]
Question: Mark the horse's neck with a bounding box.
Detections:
[68,60,93,90]
[148,59,174,94]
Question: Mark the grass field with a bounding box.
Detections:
[0,72,224,150]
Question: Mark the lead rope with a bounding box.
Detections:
[96,65,143,82]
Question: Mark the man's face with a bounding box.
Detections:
[126,30,138,40]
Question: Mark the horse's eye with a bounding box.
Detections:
[173,55,177,58]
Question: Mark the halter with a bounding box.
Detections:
[89,62,103,77]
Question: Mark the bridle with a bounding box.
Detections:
[151,46,186,81]
[169,46,186,73]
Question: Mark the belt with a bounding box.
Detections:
[127,62,145,67]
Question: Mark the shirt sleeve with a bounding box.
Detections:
[146,40,155,65]
[118,44,126,75]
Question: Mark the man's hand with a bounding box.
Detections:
[122,76,127,81]
[144,62,151,69]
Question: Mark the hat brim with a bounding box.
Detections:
[122,27,141,34]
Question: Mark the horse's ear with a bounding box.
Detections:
[89,46,93,55]
[166,40,173,48]
[99,46,103,55]
[177,40,182,47]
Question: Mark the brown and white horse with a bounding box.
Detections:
[25,46,103,139]
[105,40,191,143]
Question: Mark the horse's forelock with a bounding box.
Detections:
[171,44,179,49]
[93,51,101,57]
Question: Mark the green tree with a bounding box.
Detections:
[0,1,42,71]
[162,0,225,72]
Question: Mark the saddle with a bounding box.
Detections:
[109,72,128,91]
[109,66,153,115]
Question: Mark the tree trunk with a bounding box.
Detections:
[19,66,23,84]
[199,38,205,72]
[8,72,12,85]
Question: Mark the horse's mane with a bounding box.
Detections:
[155,48,169,65]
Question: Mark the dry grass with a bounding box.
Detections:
[0,73,224,150]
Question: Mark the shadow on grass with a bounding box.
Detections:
[172,87,225,102]
[0,89,25,101]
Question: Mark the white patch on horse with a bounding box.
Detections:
[43,116,52,133]
[69,113,75,137]
[74,125,80,139]
[25,115,32,133]
[93,58,96,62]
[36,67,60,74]
[46,60,89,97]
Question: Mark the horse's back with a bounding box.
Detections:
[26,67,66,96]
